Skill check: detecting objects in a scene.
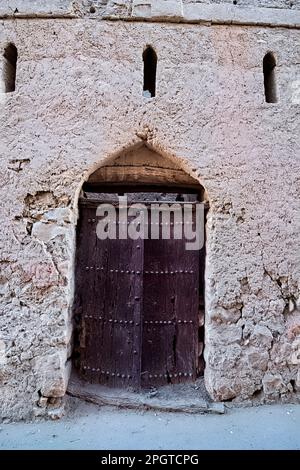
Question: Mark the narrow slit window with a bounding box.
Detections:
[143,46,157,98]
[263,52,277,103]
[3,43,18,93]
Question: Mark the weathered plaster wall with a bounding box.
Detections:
[0,16,299,420]
[1,1,300,28]
[183,0,299,7]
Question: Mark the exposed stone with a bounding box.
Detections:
[250,325,273,350]
[296,370,300,391]
[210,307,242,324]
[206,324,243,346]
[245,347,269,371]
[262,373,285,396]
[34,353,71,398]
[0,340,6,366]
[289,339,300,366]
[132,0,184,19]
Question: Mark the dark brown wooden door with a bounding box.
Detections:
[75,198,203,389]
[75,205,143,388]
[141,235,199,387]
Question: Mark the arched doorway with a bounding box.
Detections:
[73,144,207,390]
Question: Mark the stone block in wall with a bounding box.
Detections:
[132,0,184,19]
[183,3,300,27]
[182,1,299,9]
[262,373,285,396]
[104,0,132,17]
[0,0,75,17]
[0,340,6,366]
[34,352,71,398]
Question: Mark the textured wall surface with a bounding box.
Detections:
[183,0,299,7]
[0,16,299,420]
[0,2,300,27]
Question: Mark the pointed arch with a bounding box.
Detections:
[81,143,205,198]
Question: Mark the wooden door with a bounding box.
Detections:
[75,197,204,389]
[141,234,200,387]
[75,202,143,388]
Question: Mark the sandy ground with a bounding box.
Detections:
[0,399,300,450]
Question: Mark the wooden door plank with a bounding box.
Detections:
[76,207,143,388]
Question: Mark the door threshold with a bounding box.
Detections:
[67,372,225,415]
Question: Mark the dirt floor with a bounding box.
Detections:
[0,399,300,450]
